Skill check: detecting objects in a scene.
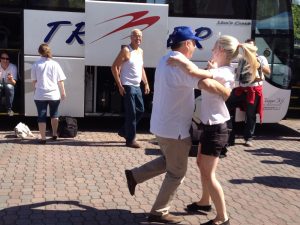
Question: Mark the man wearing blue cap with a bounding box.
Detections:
[125,26,230,224]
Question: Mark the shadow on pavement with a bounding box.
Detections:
[245,148,300,168]
[0,116,150,133]
[254,136,300,141]
[144,148,162,156]
[230,122,300,141]
[0,138,126,147]
[0,136,204,159]
[229,176,300,190]
[0,201,150,225]
[0,201,195,225]
[0,135,156,148]
[252,123,300,138]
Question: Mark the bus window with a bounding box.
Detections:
[0,0,23,7]
[254,0,293,89]
[294,43,300,85]
[97,0,253,19]
[27,0,84,11]
[256,0,292,35]
[0,12,22,49]
[257,36,292,88]
[168,0,253,19]
[257,0,289,20]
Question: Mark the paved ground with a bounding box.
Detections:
[0,119,299,225]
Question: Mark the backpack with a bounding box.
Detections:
[57,116,78,138]
[236,58,263,84]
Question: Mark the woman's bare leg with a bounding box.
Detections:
[199,154,228,223]
[38,122,46,140]
[51,117,59,137]
[196,143,211,205]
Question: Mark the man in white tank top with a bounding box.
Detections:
[111,29,150,148]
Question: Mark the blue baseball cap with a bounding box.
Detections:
[167,26,203,49]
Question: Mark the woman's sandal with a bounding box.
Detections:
[52,136,58,140]
[186,202,212,212]
[38,139,46,144]
[201,219,230,225]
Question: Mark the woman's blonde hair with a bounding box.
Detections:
[217,35,240,61]
[217,35,259,82]
[239,43,260,82]
[38,43,52,58]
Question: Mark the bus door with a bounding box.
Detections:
[0,9,23,115]
[84,0,168,116]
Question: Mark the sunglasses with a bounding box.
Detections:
[1,57,9,60]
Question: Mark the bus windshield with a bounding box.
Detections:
[256,0,292,33]
[255,0,293,89]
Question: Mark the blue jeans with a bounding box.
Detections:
[121,85,144,143]
[34,100,60,123]
[2,83,15,111]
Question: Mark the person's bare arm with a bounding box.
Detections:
[111,47,129,96]
[262,64,271,75]
[198,78,231,101]
[140,49,150,94]
[258,56,271,76]
[58,80,66,100]
[168,55,213,79]
[32,80,37,89]
[141,67,150,94]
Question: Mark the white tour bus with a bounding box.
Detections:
[0,0,295,123]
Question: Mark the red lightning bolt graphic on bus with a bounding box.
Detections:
[90,11,160,44]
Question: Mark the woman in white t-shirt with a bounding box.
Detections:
[168,35,258,225]
[31,43,66,144]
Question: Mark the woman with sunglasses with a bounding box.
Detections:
[0,50,17,116]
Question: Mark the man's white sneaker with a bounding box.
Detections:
[8,110,14,116]
[244,140,253,147]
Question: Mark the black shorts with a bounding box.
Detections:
[200,122,229,157]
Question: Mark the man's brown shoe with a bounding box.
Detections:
[125,170,137,196]
[148,213,183,224]
[126,140,141,148]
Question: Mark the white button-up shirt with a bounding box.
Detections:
[150,51,199,139]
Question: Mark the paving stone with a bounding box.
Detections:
[0,119,299,224]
